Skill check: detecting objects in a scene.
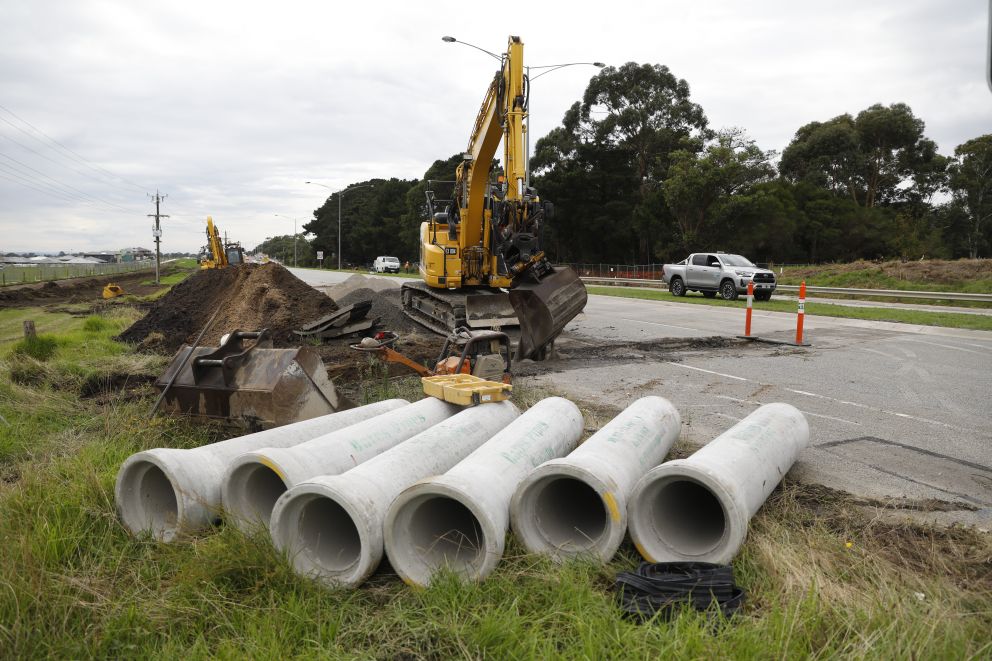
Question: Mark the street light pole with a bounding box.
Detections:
[441,36,603,188]
[306,181,374,270]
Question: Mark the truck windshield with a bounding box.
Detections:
[720,255,755,267]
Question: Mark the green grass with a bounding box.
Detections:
[586,286,992,331]
[140,271,192,287]
[0,306,989,657]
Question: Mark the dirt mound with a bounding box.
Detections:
[118,263,338,352]
[336,286,421,334]
[327,274,402,300]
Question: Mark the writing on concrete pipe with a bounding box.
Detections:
[510,395,681,562]
[115,399,407,541]
[222,397,459,531]
[270,400,520,589]
[385,397,583,586]
[627,402,809,564]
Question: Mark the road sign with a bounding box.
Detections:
[316,250,324,260]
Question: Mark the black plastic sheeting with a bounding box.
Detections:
[614,562,746,621]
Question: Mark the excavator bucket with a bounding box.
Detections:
[509,266,587,360]
[154,329,350,429]
[103,283,125,299]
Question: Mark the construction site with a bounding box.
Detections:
[1,247,990,657]
[1,6,991,657]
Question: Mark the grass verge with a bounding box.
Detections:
[0,307,989,657]
[586,286,992,331]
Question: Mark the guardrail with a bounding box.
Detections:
[579,277,992,303]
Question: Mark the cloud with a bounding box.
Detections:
[1,0,989,253]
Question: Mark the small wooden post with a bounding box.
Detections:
[23,320,36,341]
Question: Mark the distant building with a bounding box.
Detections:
[120,247,154,262]
[82,251,119,263]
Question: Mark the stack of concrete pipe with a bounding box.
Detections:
[115,393,808,588]
[222,397,461,531]
[269,399,523,588]
[115,399,408,541]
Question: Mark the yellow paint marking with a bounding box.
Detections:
[258,457,287,481]
[634,541,655,562]
[602,492,622,522]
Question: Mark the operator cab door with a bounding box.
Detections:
[688,253,720,289]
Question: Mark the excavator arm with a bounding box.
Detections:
[403,36,587,360]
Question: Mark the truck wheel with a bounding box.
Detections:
[720,280,739,301]
[754,291,772,302]
[669,277,686,297]
[702,291,716,298]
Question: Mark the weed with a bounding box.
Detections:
[82,316,110,332]
[11,334,58,360]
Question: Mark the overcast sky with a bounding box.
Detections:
[1,0,989,254]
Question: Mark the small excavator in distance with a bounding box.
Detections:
[401,36,587,360]
[200,216,245,269]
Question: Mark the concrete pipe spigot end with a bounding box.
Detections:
[510,461,624,563]
[270,477,384,589]
[626,461,747,565]
[115,449,225,541]
[385,476,500,587]
[628,402,809,564]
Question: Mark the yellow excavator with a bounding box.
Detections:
[200,216,245,269]
[401,36,587,360]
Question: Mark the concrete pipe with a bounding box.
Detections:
[222,397,459,531]
[270,400,520,589]
[385,397,583,586]
[511,395,681,562]
[628,402,809,564]
[115,399,407,541]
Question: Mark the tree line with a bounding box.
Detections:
[290,63,991,266]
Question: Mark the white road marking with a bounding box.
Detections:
[784,388,966,431]
[710,394,862,426]
[617,317,708,334]
[664,362,749,381]
[896,337,992,357]
[664,361,972,433]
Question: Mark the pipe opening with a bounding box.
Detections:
[298,497,361,572]
[407,495,485,571]
[229,463,287,527]
[649,479,726,555]
[120,461,179,537]
[533,476,606,551]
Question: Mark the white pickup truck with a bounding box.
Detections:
[662,253,776,301]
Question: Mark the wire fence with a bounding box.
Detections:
[562,263,668,279]
[0,261,155,287]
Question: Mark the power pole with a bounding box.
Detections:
[147,191,169,285]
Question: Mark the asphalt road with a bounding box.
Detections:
[291,268,992,526]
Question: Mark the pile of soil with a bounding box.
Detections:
[117,263,338,352]
[336,287,421,334]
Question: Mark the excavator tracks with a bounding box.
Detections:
[400,281,517,336]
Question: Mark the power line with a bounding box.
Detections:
[0,151,138,213]
[0,103,150,193]
[0,168,83,204]
[0,120,148,201]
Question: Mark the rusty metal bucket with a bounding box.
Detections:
[154,329,350,429]
[509,266,587,360]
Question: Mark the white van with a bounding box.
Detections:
[373,256,401,273]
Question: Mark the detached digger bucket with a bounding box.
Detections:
[154,329,349,428]
[509,266,587,360]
